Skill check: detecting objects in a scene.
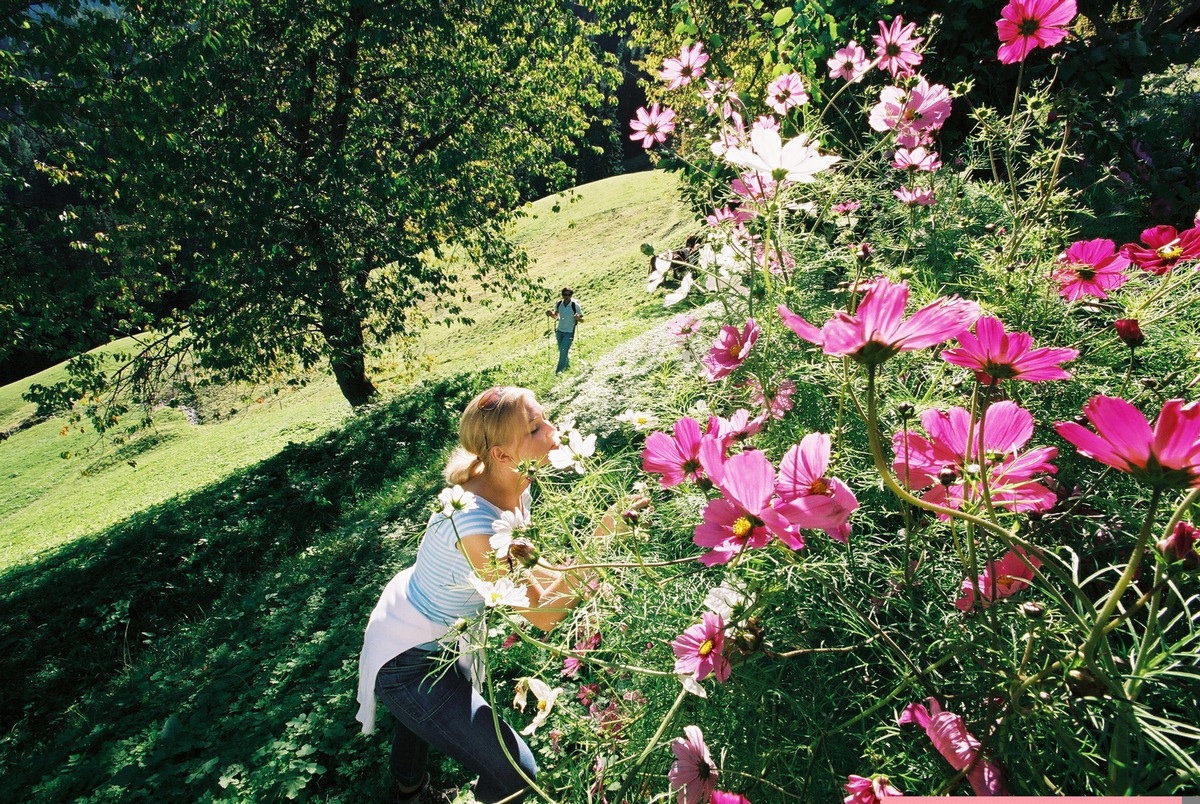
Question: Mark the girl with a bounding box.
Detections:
[356,386,641,802]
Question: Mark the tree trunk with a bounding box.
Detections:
[329,348,377,408]
[319,278,377,408]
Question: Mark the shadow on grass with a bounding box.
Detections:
[0,372,494,801]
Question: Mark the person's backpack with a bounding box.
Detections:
[556,299,580,318]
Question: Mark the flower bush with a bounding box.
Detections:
[444,4,1200,800]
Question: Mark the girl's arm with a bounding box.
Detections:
[458,534,592,631]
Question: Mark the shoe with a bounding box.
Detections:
[395,772,429,804]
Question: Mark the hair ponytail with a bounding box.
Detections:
[444,447,485,485]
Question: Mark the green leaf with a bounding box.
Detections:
[773,7,794,27]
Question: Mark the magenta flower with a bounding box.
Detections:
[776,433,859,542]
[1158,521,1199,571]
[956,546,1042,611]
[868,80,952,135]
[693,449,809,564]
[778,275,980,366]
[1051,238,1130,301]
[1055,396,1200,489]
[899,698,1008,796]
[706,409,766,449]
[744,375,797,420]
[660,42,709,89]
[874,16,924,78]
[712,792,752,804]
[893,401,1059,516]
[1120,225,1200,275]
[941,315,1079,383]
[642,416,706,488]
[996,0,1077,64]
[844,774,904,803]
[828,40,870,83]
[894,185,936,206]
[669,725,718,804]
[833,200,861,215]
[766,72,809,114]
[702,318,760,381]
[891,146,941,172]
[672,612,731,683]
[630,103,677,149]
[706,205,754,227]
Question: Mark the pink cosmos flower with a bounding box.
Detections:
[731,172,780,205]
[833,200,861,215]
[669,725,718,804]
[706,205,754,227]
[891,146,942,172]
[844,774,904,803]
[669,313,703,340]
[766,72,809,114]
[868,79,952,135]
[1120,225,1200,275]
[1051,238,1130,301]
[630,104,677,149]
[996,0,1077,65]
[706,409,766,449]
[956,546,1042,611]
[563,630,601,677]
[694,448,818,563]
[744,375,796,420]
[893,401,1059,516]
[942,315,1079,383]
[701,78,739,119]
[828,40,870,83]
[1055,396,1200,489]
[713,793,753,804]
[751,115,781,133]
[660,42,709,89]
[778,276,979,366]
[874,16,924,78]
[702,318,760,380]
[899,698,1008,796]
[672,612,731,683]
[776,433,859,542]
[1158,521,1199,570]
[894,186,936,206]
[642,416,706,488]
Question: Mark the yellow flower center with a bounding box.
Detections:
[1157,243,1183,260]
[732,517,753,538]
[809,478,830,495]
[537,700,548,712]
[698,638,715,657]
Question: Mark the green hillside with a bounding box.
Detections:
[0,169,692,570]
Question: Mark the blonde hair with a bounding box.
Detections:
[443,386,536,485]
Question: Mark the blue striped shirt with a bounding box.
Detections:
[407,490,530,633]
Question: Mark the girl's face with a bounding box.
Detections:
[506,399,559,465]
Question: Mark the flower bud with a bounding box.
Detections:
[621,509,641,527]
[1020,601,1045,620]
[938,466,958,486]
[1114,318,1144,349]
[897,401,916,420]
[1157,521,1199,571]
[508,538,541,569]
[853,242,873,261]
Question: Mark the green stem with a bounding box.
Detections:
[613,685,689,803]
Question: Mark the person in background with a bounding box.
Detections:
[547,288,583,374]
[356,386,645,803]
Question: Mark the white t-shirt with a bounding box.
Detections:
[555,298,581,334]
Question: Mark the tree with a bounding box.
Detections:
[8,0,615,419]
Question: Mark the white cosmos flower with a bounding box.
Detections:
[490,507,531,558]
[520,677,563,735]
[437,485,478,517]
[663,271,694,307]
[679,674,708,698]
[548,430,596,474]
[469,575,530,609]
[647,255,672,292]
[723,128,841,184]
[703,582,747,621]
[616,409,658,431]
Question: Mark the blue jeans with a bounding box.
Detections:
[375,647,537,803]
[555,330,574,373]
